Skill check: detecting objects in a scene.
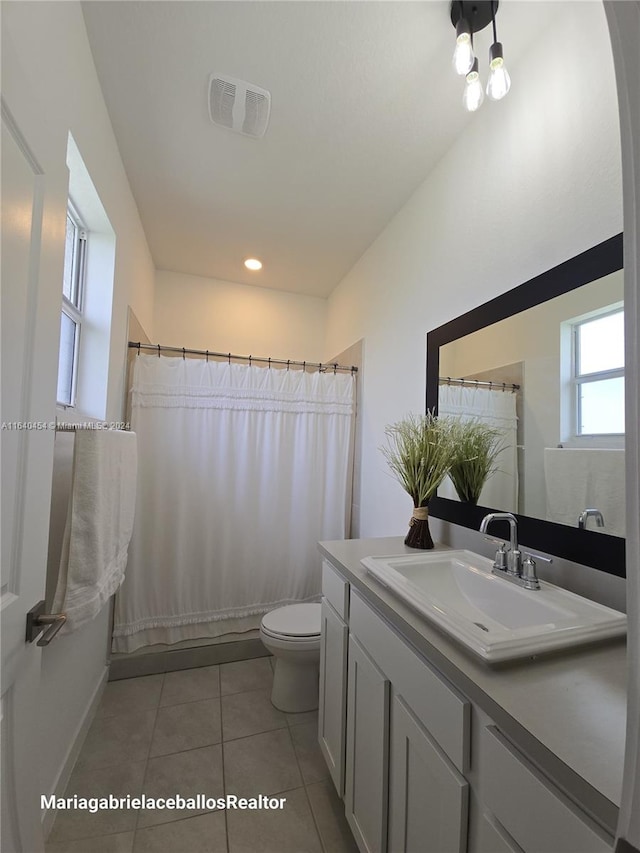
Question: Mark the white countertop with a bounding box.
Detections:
[319,536,627,832]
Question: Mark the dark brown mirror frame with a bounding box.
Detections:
[426,233,625,577]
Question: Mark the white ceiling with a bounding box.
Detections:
[82,1,561,297]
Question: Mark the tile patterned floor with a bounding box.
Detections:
[46,658,358,853]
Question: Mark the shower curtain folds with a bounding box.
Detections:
[112,355,355,653]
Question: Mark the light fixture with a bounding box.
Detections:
[244,258,262,271]
[463,57,484,112]
[453,14,474,76]
[486,2,511,101]
[450,1,510,111]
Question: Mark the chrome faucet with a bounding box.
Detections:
[479,512,552,591]
[479,512,521,576]
[578,508,605,530]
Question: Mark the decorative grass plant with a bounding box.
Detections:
[447,419,505,504]
[381,413,453,549]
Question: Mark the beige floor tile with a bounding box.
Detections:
[46,831,135,853]
[286,709,318,728]
[159,666,220,707]
[290,721,329,785]
[133,811,226,852]
[48,762,145,843]
[220,657,273,696]
[221,688,287,741]
[223,728,302,798]
[138,744,224,828]
[97,676,164,719]
[77,710,156,770]
[226,787,322,853]
[149,699,221,757]
[306,780,359,853]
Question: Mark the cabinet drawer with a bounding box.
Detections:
[479,726,612,853]
[350,590,469,774]
[322,560,349,620]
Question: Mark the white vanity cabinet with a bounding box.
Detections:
[318,556,615,853]
[345,634,390,853]
[319,561,350,795]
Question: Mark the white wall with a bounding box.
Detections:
[1,0,156,823]
[154,270,327,363]
[325,3,622,549]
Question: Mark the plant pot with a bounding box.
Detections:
[404,506,434,550]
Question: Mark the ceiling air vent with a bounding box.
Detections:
[208,74,271,138]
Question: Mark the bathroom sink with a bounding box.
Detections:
[360,550,626,663]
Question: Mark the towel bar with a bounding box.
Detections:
[25,600,67,646]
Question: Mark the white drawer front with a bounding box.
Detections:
[480,726,612,853]
[322,560,349,620]
[349,590,469,774]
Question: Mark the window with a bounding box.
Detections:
[572,308,624,436]
[57,205,87,406]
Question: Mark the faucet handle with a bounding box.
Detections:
[485,537,508,571]
[520,552,552,591]
[523,552,553,564]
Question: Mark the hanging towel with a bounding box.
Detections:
[543,448,625,536]
[53,429,138,633]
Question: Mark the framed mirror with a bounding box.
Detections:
[426,234,625,577]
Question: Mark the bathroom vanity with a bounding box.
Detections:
[317,536,626,853]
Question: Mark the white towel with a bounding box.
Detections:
[543,448,625,536]
[53,429,138,632]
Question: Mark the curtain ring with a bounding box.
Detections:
[287,360,290,371]
[268,357,271,369]
[303,361,306,372]
[182,347,186,360]
[137,342,141,356]
[447,376,451,385]
[228,353,231,365]
[475,379,479,387]
[206,350,209,362]
[157,344,161,358]
[334,363,337,375]
[249,355,252,366]
[502,382,506,392]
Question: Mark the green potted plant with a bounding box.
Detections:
[447,419,505,504]
[381,413,453,549]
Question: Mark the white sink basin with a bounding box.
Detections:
[360,550,626,663]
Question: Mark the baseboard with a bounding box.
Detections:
[108,637,269,680]
[41,665,108,838]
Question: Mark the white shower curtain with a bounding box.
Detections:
[112,355,355,652]
[438,384,518,512]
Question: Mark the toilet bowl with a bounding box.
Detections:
[260,603,321,713]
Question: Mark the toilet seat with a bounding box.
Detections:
[261,603,321,640]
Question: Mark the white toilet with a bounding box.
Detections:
[260,603,322,713]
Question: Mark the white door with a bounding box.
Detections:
[1,93,66,853]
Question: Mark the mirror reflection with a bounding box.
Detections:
[438,270,625,536]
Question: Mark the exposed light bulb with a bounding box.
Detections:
[463,59,484,112]
[452,19,474,76]
[244,258,262,271]
[486,42,511,101]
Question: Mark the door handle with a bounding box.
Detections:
[26,600,67,646]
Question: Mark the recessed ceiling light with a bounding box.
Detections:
[244,258,262,271]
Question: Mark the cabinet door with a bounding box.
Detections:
[319,598,348,795]
[389,695,469,853]
[345,635,390,853]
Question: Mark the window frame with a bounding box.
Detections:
[571,305,625,439]
[57,202,88,407]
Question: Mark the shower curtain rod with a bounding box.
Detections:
[439,376,520,391]
[129,342,358,373]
